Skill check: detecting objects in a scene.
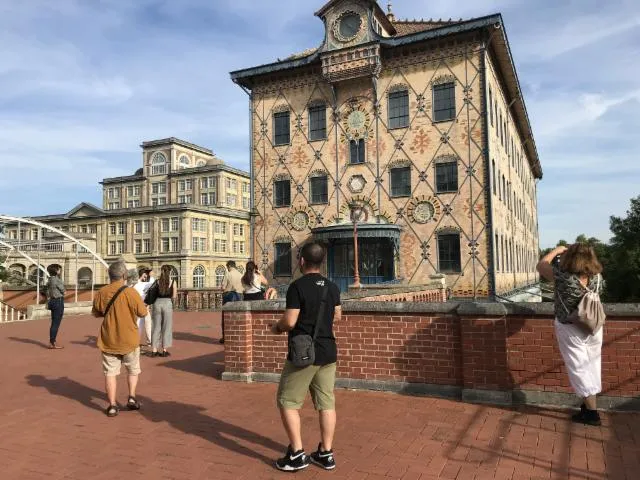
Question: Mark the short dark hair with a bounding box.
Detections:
[226,260,236,269]
[46,264,61,276]
[138,266,148,277]
[300,242,326,268]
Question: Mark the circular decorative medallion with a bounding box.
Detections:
[291,211,309,231]
[348,175,366,193]
[333,11,363,43]
[413,201,435,224]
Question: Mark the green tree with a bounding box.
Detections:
[602,197,640,302]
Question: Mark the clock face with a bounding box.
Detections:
[338,13,362,40]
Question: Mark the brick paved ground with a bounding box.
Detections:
[1,313,639,480]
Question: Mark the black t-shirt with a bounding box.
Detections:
[286,273,341,366]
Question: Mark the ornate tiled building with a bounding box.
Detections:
[231,0,542,299]
[4,138,251,288]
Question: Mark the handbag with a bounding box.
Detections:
[288,285,329,368]
[558,275,606,335]
[144,281,159,306]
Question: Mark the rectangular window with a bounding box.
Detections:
[388,90,409,129]
[134,240,142,254]
[435,162,458,193]
[178,180,186,191]
[192,238,199,251]
[127,200,140,208]
[273,111,290,146]
[433,83,456,122]
[201,192,217,206]
[201,178,208,189]
[274,179,291,207]
[161,219,170,232]
[178,195,193,204]
[152,198,158,207]
[109,223,116,235]
[390,167,411,197]
[127,186,134,197]
[143,220,151,234]
[233,224,239,236]
[242,183,250,194]
[226,194,237,206]
[349,139,365,164]
[134,185,140,196]
[438,234,461,273]
[308,104,327,141]
[171,237,179,252]
[117,240,125,254]
[143,239,151,253]
[310,176,328,204]
[158,197,167,206]
[171,217,179,232]
[134,221,142,234]
[185,179,193,190]
[200,238,207,252]
[242,197,249,209]
[489,88,494,127]
[109,202,120,210]
[109,242,116,255]
[214,221,227,235]
[162,238,170,252]
[274,243,292,276]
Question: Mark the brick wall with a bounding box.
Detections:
[223,302,640,407]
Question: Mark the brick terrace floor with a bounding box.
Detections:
[1,313,639,480]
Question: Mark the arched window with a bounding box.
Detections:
[192,265,205,289]
[179,155,190,170]
[77,267,93,286]
[215,266,226,287]
[151,152,167,175]
[28,265,46,285]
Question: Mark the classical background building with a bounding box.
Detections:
[4,138,251,289]
[231,0,542,299]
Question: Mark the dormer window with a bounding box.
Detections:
[151,152,167,175]
[179,155,190,170]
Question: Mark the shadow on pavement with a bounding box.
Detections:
[24,374,283,467]
[70,335,98,347]
[8,337,51,349]
[159,352,225,379]
[173,331,218,344]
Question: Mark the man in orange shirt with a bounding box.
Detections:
[93,261,148,417]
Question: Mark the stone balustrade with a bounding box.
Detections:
[175,289,223,311]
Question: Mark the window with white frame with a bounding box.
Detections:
[214,239,227,253]
[179,155,190,170]
[242,197,249,209]
[161,219,170,232]
[134,240,142,254]
[171,217,179,231]
[109,223,116,235]
[157,197,167,206]
[127,200,140,208]
[134,221,142,234]
[193,265,206,288]
[109,242,116,255]
[108,202,120,210]
[201,192,217,206]
[214,221,227,235]
[215,266,226,287]
[170,237,179,252]
[152,182,167,195]
[143,220,151,233]
[143,239,151,253]
[161,238,170,252]
[178,195,193,204]
[117,240,125,254]
[151,152,167,175]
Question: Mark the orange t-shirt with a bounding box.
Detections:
[93,281,148,355]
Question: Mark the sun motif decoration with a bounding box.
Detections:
[286,206,317,232]
[341,102,372,142]
[407,196,442,224]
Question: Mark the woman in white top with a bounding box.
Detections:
[241,261,268,301]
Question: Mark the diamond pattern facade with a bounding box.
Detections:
[233,1,541,298]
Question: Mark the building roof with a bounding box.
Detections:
[315,0,396,35]
[391,19,463,36]
[28,202,105,222]
[169,163,250,179]
[230,13,542,179]
[101,174,145,185]
[141,137,214,156]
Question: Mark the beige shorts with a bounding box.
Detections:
[101,347,141,377]
[277,361,336,411]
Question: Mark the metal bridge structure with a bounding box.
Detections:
[0,215,109,307]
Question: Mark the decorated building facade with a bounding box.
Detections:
[231,0,542,298]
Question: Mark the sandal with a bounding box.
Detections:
[49,343,64,349]
[127,396,141,411]
[161,351,171,357]
[105,405,119,417]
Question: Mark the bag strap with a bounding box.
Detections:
[312,285,330,342]
[104,285,128,317]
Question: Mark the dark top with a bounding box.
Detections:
[286,273,341,366]
[552,256,602,324]
[157,280,175,299]
[47,276,65,300]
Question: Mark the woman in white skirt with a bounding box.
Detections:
[537,243,604,426]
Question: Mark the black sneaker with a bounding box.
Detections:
[310,443,336,470]
[275,446,309,472]
[572,407,601,426]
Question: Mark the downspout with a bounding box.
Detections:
[481,41,497,300]
[330,84,340,219]
[236,81,255,260]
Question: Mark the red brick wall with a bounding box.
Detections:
[223,308,640,398]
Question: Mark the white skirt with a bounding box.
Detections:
[555,319,603,398]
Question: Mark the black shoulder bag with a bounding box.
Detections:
[144,281,159,306]
[102,285,128,317]
[289,285,329,368]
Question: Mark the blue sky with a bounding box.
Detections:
[0,0,638,248]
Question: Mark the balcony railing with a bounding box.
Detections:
[175,289,223,311]
[0,300,27,323]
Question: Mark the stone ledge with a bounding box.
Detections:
[222,371,640,411]
[222,300,640,317]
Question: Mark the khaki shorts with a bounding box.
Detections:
[102,347,141,377]
[277,361,336,411]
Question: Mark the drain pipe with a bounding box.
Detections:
[236,81,255,260]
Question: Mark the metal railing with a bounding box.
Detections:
[0,300,27,323]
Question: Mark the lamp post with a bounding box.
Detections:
[351,207,364,289]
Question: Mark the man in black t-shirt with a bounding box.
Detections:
[270,242,341,472]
